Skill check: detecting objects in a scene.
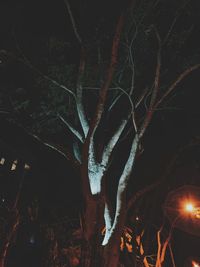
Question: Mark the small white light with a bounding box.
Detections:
[24,163,30,170]
[11,160,18,171]
[0,158,5,165]
[185,203,194,213]
[29,235,35,244]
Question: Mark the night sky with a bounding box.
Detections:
[0,0,200,266]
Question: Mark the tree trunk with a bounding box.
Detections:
[102,196,127,267]
[0,257,6,267]
[81,196,105,267]
[0,215,19,267]
[103,242,121,267]
[80,195,127,267]
[0,242,9,267]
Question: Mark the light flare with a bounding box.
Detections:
[192,260,200,267]
[185,202,195,213]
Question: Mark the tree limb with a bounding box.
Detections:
[155,227,162,267]
[76,48,89,137]
[101,118,129,168]
[155,64,200,108]
[102,134,139,245]
[32,134,80,168]
[139,29,161,138]
[58,114,84,143]
[63,0,82,44]
[81,14,125,197]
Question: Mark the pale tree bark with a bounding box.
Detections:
[61,2,200,266]
[2,2,199,266]
[11,1,198,266]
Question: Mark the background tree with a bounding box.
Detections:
[0,0,200,266]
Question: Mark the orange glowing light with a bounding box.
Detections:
[182,200,200,219]
[192,260,200,267]
[185,202,195,213]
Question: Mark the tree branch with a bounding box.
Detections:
[101,118,129,168]
[103,202,113,241]
[32,134,80,168]
[4,48,76,99]
[163,0,191,45]
[87,129,104,195]
[76,48,89,137]
[168,243,176,267]
[127,141,190,211]
[139,29,161,138]
[73,142,82,163]
[63,0,82,44]
[149,29,162,108]
[58,114,84,143]
[92,14,125,126]
[155,227,162,267]
[155,64,200,108]
[102,134,139,245]
[81,14,125,197]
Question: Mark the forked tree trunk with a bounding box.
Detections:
[81,192,127,267]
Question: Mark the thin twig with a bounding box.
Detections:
[168,243,176,267]
[12,31,76,99]
[139,28,162,138]
[163,0,191,45]
[155,64,200,108]
[63,0,82,44]
[58,114,84,142]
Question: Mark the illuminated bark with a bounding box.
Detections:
[61,2,200,265]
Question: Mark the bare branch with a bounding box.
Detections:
[101,118,129,168]
[127,142,190,211]
[63,0,82,44]
[155,64,200,108]
[160,234,171,265]
[19,55,76,99]
[76,48,89,137]
[155,227,162,267]
[149,28,162,108]
[32,134,80,167]
[104,202,113,241]
[108,86,138,132]
[9,37,76,99]
[102,134,139,245]
[108,93,123,112]
[92,14,125,125]
[139,29,162,138]
[169,243,177,267]
[127,179,161,211]
[163,0,191,45]
[73,142,82,163]
[82,14,125,196]
[58,115,84,143]
[87,129,103,195]
[127,23,137,96]
[135,234,151,267]
[135,87,149,108]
